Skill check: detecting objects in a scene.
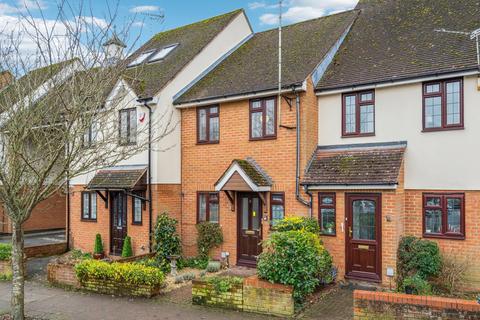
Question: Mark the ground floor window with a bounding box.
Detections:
[423,193,465,239]
[132,192,145,225]
[197,192,219,223]
[81,192,97,221]
[270,193,285,227]
[319,193,336,235]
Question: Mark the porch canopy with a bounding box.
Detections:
[302,142,407,190]
[215,158,272,192]
[86,165,147,191]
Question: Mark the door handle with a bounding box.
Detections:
[349,227,353,238]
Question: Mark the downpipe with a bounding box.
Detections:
[294,89,311,209]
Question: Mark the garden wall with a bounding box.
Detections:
[25,242,68,258]
[47,263,80,288]
[354,290,480,320]
[192,276,294,317]
[80,278,160,298]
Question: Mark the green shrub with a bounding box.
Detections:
[400,274,432,295]
[153,213,182,262]
[0,272,12,281]
[273,217,320,234]
[75,260,164,286]
[206,276,243,293]
[196,222,223,258]
[182,272,196,281]
[121,236,133,258]
[397,236,442,289]
[178,256,209,270]
[206,261,221,273]
[257,229,333,302]
[71,249,92,261]
[0,243,12,261]
[93,234,103,255]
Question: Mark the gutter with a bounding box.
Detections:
[138,97,154,252]
[294,87,310,209]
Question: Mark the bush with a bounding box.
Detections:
[0,272,12,281]
[0,243,12,261]
[273,217,320,234]
[206,276,243,293]
[196,222,223,258]
[75,260,164,287]
[206,261,221,273]
[153,213,182,262]
[178,256,209,270]
[400,274,432,295]
[94,234,103,255]
[71,249,92,261]
[397,236,441,289]
[257,229,333,302]
[434,251,471,295]
[121,236,133,258]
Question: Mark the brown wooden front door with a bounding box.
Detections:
[345,193,382,282]
[110,191,127,255]
[237,193,262,267]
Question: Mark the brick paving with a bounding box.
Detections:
[301,287,354,320]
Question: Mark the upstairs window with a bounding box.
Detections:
[423,193,465,239]
[197,192,219,223]
[423,78,463,131]
[82,192,97,221]
[342,91,375,137]
[250,97,277,140]
[197,106,219,144]
[127,51,154,67]
[149,44,178,62]
[270,193,285,227]
[119,108,137,145]
[82,120,98,148]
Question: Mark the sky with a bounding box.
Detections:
[0,0,359,62]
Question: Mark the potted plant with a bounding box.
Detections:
[93,234,104,260]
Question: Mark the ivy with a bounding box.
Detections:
[196,222,223,258]
[154,213,182,262]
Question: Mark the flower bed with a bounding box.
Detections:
[192,276,243,310]
[74,259,165,298]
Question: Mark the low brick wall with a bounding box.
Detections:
[47,262,80,288]
[25,242,67,258]
[192,276,295,317]
[243,276,294,317]
[192,279,243,311]
[354,290,480,320]
[80,278,160,298]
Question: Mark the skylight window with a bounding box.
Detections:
[149,44,178,63]
[127,51,154,67]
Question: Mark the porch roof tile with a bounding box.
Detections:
[87,166,147,190]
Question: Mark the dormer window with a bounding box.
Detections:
[149,44,178,63]
[127,51,154,68]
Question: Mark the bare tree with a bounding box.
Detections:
[0,1,171,319]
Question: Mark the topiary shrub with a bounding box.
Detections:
[121,236,133,258]
[93,234,103,255]
[397,236,442,290]
[273,217,320,234]
[196,222,223,258]
[257,229,333,302]
[0,243,12,261]
[153,213,182,262]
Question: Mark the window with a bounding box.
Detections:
[342,91,375,137]
[423,78,463,131]
[132,192,144,225]
[197,192,219,223]
[423,193,465,239]
[149,44,178,62]
[250,97,277,140]
[319,193,336,235]
[119,108,137,145]
[270,193,285,227]
[83,120,98,148]
[127,51,154,68]
[81,192,97,221]
[197,106,219,144]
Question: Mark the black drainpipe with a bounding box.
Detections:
[139,98,154,252]
[294,88,310,208]
[66,178,71,249]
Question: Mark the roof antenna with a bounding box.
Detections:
[277,0,283,128]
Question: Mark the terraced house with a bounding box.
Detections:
[173,0,480,289]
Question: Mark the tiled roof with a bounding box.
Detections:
[302,143,406,186]
[175,10,358,104]
[317,0,480,91]
[87,166,147,190]
[122,9,244,99]
[215,158,272,189]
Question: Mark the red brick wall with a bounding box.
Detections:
[69,184,181,256]
[180,78,318,263]
[0,191,66,234]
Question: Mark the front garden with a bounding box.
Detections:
[0,243,12,281]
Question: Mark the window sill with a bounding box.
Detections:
[422,126,464,133]
[423,233,465,240]
[320,232,336,237]
[81,219,97,223]
[132,222,143,226]
[341,133,375,138]
[196,141,219,146]
[249,136,277,142]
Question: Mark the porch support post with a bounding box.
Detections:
[257,192,268,213]
[95,190,109,208]
[223,190,236,211]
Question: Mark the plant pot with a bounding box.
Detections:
[404,286,415,295]
[93,253,104,260]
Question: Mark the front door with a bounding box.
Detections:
[237,193,262,266]
[110,192,127,255]
[345,193,381,282]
